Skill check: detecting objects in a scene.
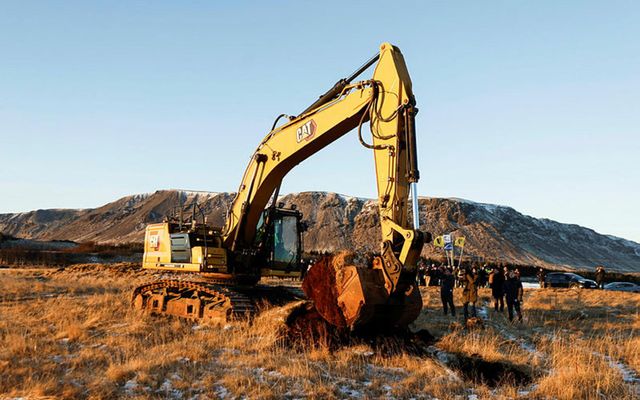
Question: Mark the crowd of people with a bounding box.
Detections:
[417,262,524,323]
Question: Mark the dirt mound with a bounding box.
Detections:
[448,352,532,387]
[283,300,436,356]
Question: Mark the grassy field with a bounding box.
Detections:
[0,264,638,399]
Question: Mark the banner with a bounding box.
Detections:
[433,236,444,247]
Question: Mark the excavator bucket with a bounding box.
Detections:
[302,253,422,330]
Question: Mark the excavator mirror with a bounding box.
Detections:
[299,221,309,233]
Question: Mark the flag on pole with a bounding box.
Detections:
[455,237,466,248]
[433,236,445,247]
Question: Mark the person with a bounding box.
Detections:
[424,264,433,287]
[430,264,441,286]
[489,266,505,312]
[477,265,487,288]
[456,266,465,288]
[595,266,606,289]
[504,269,523,322]
[440,266,456,316]
[482,264,492,288]
[536,267,546,288]
[417,260,427,286]
[462,266,478,321]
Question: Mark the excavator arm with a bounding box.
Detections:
[224,43,428,329]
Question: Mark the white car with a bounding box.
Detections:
[604,282,640,293]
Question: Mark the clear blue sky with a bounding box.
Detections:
[1,1,639,242]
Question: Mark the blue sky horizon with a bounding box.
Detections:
[1,1,639,242]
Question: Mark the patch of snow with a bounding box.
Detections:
[214,384,229,399]
[173,189,219,198]
[338,385,363,398]
[252,367,266,383]
[448,197,508,212]
[605,235,640,256]
[337,193,370,203]
[594,352,640,386]
[517,384,538,397]
[284,387,307,399]
[267,370,284,379]
[499,330,545,359]
[158,378,184,399]
[222,348,240,356]
[124,378,138,395]
[352,349,374,357]
[366,364,407,379]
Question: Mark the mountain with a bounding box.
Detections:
[1,190,639,273]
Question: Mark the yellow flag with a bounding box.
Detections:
[433,236,445,247]
[454,237,466,248]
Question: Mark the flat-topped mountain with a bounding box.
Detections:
[1,190,638,273]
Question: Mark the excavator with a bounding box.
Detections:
[132,42,430,331]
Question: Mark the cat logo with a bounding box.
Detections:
[149,233,160,250]
[296,120,317,143]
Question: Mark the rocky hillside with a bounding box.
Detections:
[1,190,639,273]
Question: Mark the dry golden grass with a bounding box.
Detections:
[0,266,638,399]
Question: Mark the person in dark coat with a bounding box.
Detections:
[477,266,487,288]
[462,267,478,321]
[417,261,427,286]
[595,266,606,289]
[430,264,440,286]
[504,270,523,322]
[536,267,546,288]
[489,267,505,312]
[440,266,456,316]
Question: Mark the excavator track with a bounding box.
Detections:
[131,279,255,324]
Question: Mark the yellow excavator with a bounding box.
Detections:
[132,42,430,330]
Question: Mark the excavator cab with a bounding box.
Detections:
[254,206,304,275]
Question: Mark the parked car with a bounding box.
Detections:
[544,272,598,289]
[604,282,640,293]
